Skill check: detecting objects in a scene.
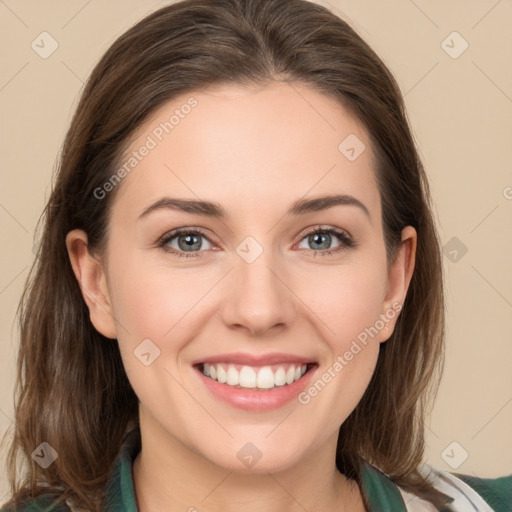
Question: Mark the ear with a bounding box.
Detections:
[379,225,417,343]
[65,229,117,339]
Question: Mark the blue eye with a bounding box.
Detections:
[158,226,355,259]
[296,227,354,257]
[159,228,213,258]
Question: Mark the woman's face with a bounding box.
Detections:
[69,81,416,473]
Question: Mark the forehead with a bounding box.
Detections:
[111,81,380,223]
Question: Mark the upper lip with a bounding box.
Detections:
[192,352,316,367]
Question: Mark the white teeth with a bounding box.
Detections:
[239,366,257,388]
[202,362,309,389]
[217,365,227,383]
[226,364,239,386]
[274,366,286,386]
[256,366,275,389]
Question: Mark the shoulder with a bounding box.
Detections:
[449,470,512,512]
[1,494,73,512]
[361,458,511,512]
[409,463,512,512]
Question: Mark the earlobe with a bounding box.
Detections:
[379,226,417,343]
[65,229,117,339]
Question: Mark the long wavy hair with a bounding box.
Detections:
[2,0,449,510]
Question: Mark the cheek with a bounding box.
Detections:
[106,253,217,384]
[107,250,200,336]
[296,256,387,342]
[293,254,387,403]
[110,273,169,339]
[107,261,196,410]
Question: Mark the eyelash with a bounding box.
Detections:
[157,226,355,259]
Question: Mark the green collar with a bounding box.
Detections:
[103,428,408,512]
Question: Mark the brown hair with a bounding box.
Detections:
[2,0,449,510]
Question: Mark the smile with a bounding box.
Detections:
[192,352,318,411]
[200,362,311,390]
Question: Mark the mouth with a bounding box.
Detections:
[193,361,318,391]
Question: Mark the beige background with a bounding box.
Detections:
[1,0,511,502]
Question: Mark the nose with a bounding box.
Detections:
[220,246,296,337]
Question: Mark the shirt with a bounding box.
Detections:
[3,428,511,511]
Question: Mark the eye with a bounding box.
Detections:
[158,228,214,258]
[296,226,355,257]
[157,225,355,259]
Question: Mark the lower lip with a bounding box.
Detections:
[194,365,317,412]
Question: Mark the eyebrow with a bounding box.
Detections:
[138,194,371,221]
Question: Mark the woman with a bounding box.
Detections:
[1,0,510,510]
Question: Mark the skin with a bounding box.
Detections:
[66,81,416,512]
